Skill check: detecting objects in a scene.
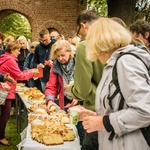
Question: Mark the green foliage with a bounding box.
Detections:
[0,13,31,39]
[81,0,149,21]
[135,0,150,21]
[87,0,108,17]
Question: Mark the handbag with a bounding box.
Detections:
[0,82,10,105]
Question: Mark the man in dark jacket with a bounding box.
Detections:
[33,28,56,93]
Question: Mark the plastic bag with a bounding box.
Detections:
[0,89,8,105]
[0,82,10,105]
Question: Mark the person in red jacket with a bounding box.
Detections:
[45,40,86,148]
[45,40,78,111]
[0,41,39,146]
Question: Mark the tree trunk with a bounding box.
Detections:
[107,0,137,25]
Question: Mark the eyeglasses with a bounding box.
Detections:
[41,38,49,43]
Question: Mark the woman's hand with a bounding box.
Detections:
[82,116,104,133]
[46,100,55,113]
[37,63,45,69]
[30,68,39,74]
[68,105,96,121]
[64,99,78,108]
[4,73,16,84]
[78,108,96,121]
[1,82,11,91]
[44,60,53,67]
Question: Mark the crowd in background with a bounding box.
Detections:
[0,9,150,150]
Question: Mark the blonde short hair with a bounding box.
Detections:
[50,40,74,60]
[86,17,132,61]
[4,36,15,45]
[6,41,20,53]
[17,36,27,42]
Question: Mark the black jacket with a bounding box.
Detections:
[18,48,30,71]
[33,39,56,83]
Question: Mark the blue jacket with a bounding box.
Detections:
[33,39,56,83]
[24,53,34,70]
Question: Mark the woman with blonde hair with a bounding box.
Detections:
[4,36,15,47]
[45,40,77,111]
[72,17,150,150]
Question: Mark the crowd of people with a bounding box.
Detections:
[0,9,150,150]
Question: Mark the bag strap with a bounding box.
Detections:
[108,52,150,141]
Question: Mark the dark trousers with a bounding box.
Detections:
[27,78,35,88]
[34,79,42,93]
[76,121,85,150]
[0,99,11,139]
[83,131,99,150]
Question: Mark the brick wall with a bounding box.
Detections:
[0,0,86,41]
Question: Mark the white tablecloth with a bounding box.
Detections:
[18,124,81,150]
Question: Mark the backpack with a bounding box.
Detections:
[107,52,150,146]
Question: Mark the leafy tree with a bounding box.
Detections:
[135,0,150,21]
[107,0,150,25]
[0,13,31,39]
[80,0,150,25]
[87,0,108,17]
[107,0,137,25]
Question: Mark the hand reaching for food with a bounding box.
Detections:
[37,63,45,69]
[30,68,39,74]
[44,60,53,67]
[64,99,78,108]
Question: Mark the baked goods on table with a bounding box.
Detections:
[28,102,46,112]
[21,87,45,101]
[28,106,75,145]
[16,83,26,91]
[17,83,25,87]
[17,86,76,146]
[28,109,69,124]
[28,93,45,101]
[30,116,75,145]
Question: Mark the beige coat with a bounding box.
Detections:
[96,45,150,150]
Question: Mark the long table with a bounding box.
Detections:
[15,90,31,133]
[15,90,81,150]
[18,124,81,150]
